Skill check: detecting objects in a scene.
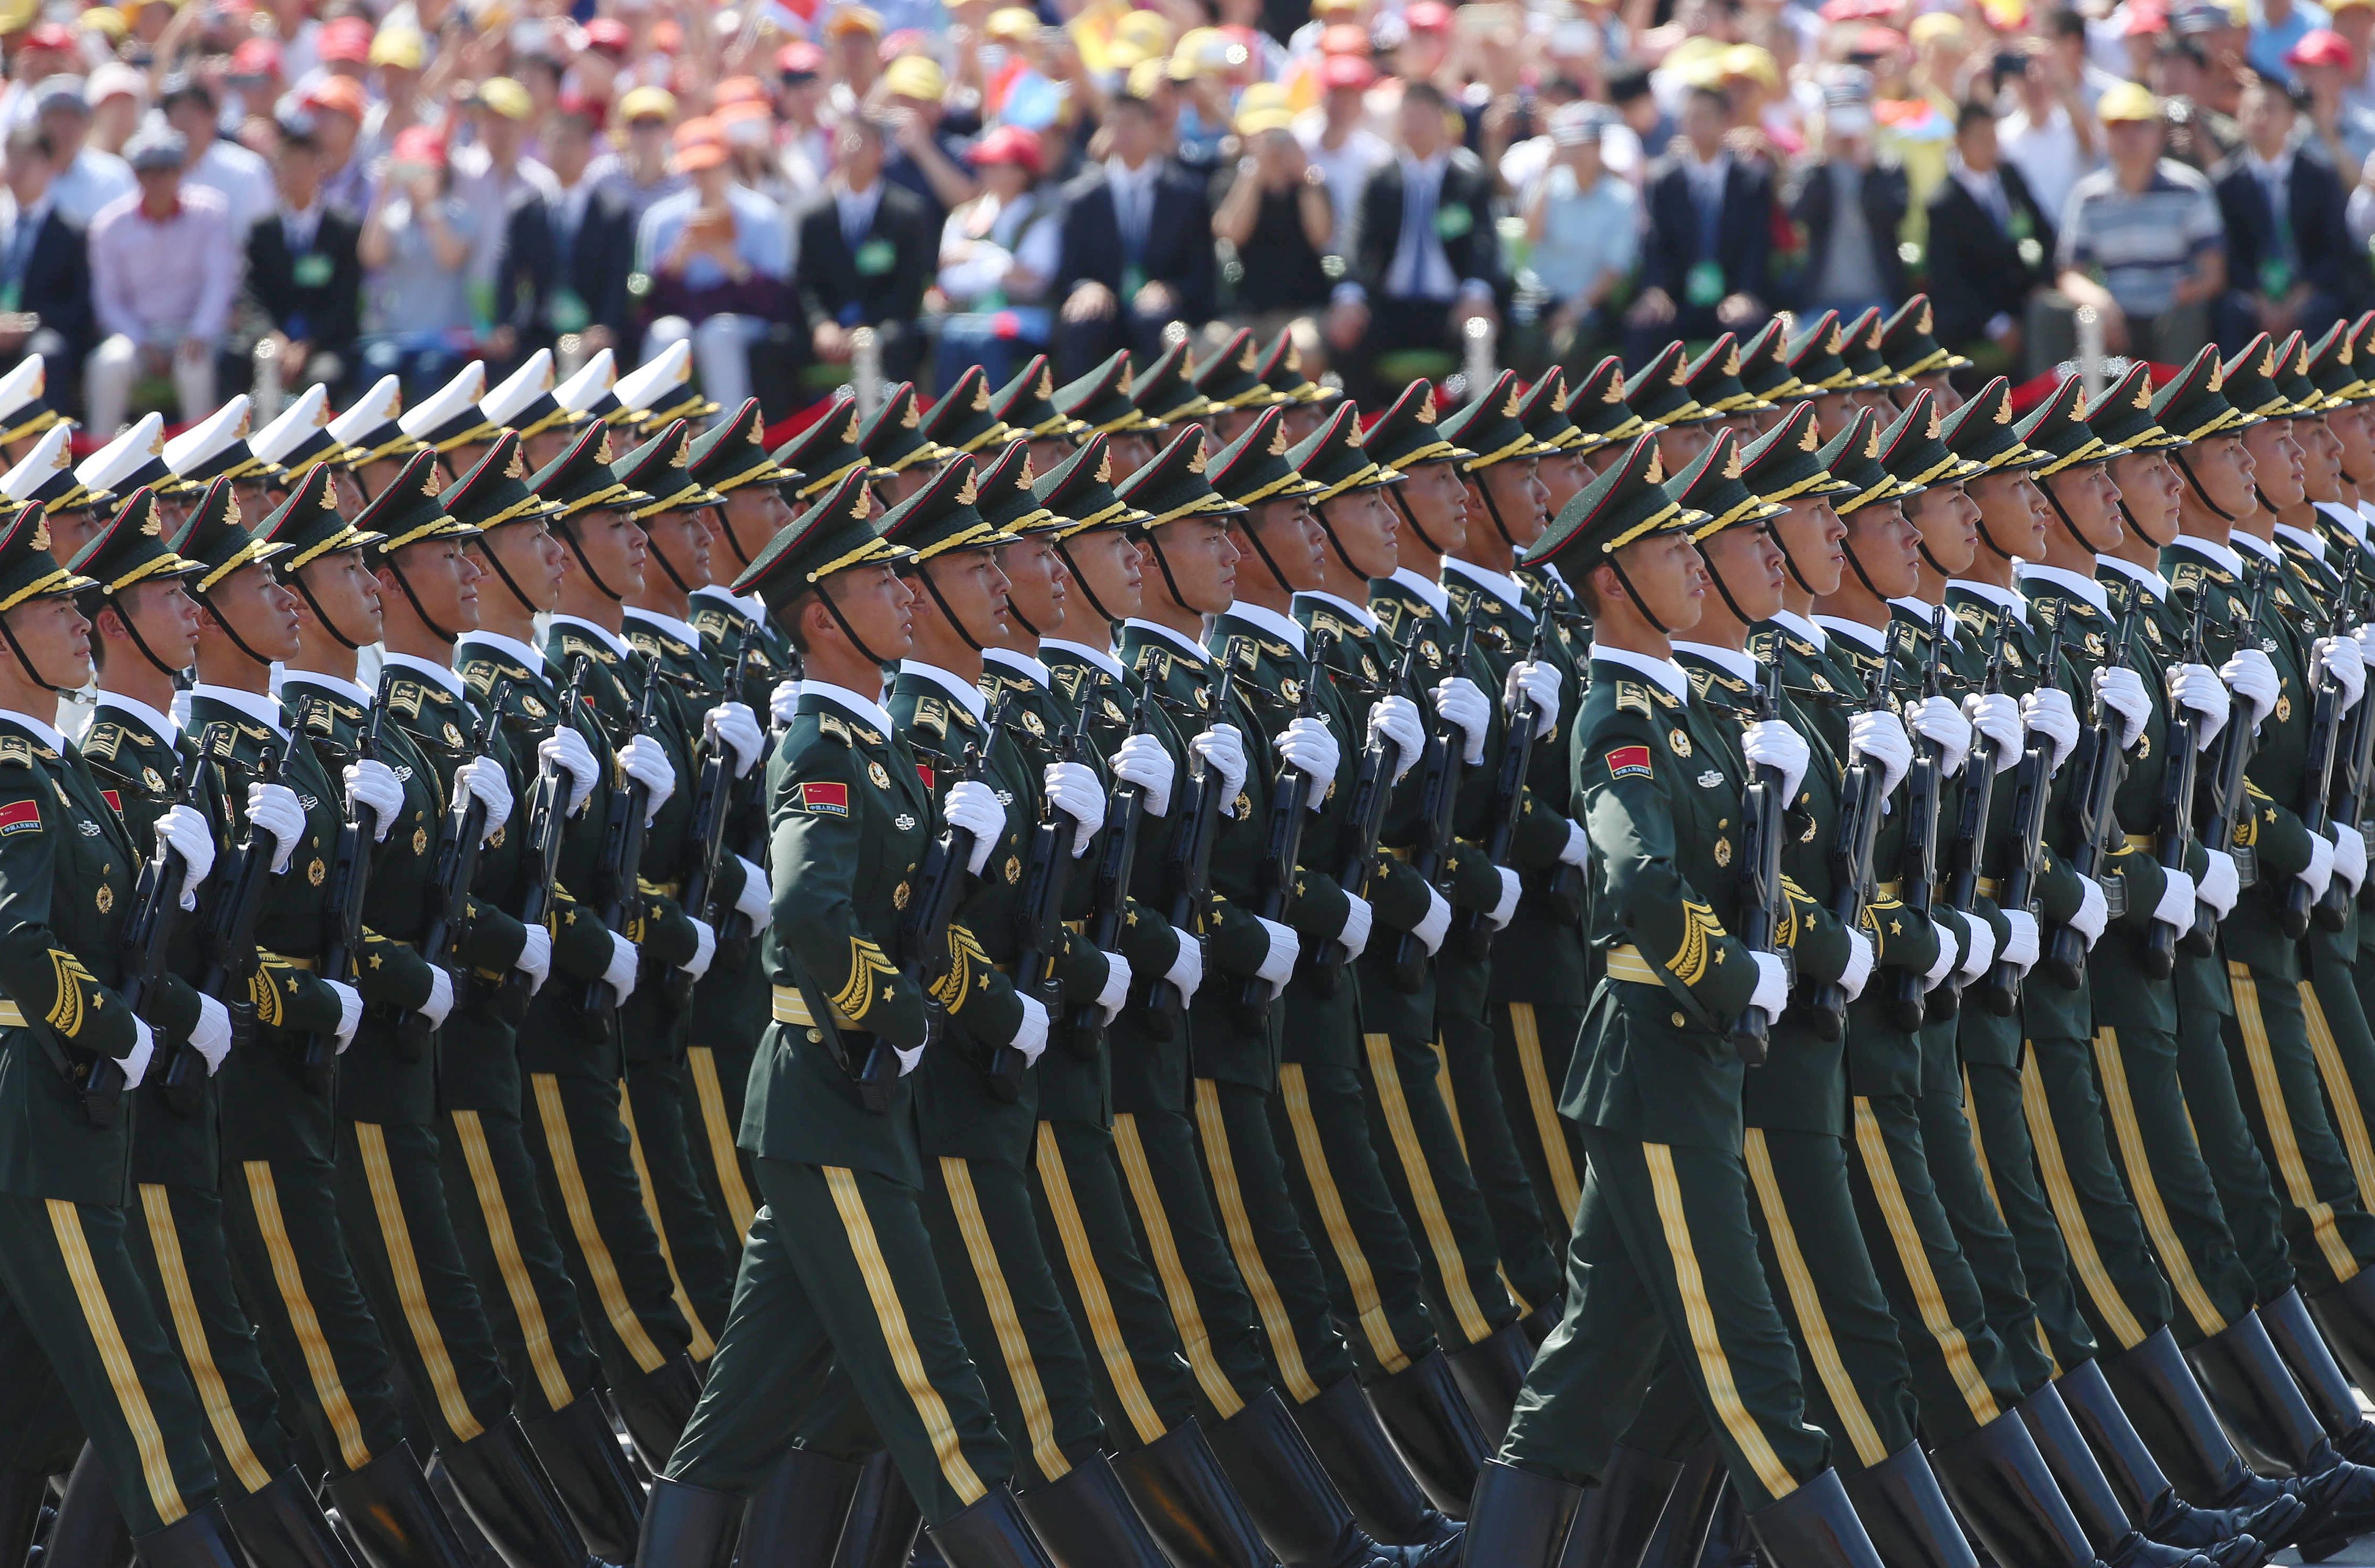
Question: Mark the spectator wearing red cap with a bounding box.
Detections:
[1296,49,1389,249]
[303,75,374,223]
[243,105,362,400]
[355,125,482,398]
[775,42,835,195]
[637,119,790,414]
[493,97,637,375]
[2290,26,2375,173]
[794,111,936,384]
[935,122,1061,386]
[2211,73,2365,350]
[1052,86,1216,376]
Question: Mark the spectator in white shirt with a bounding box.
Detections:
[451,78,559,295]
[161,75,273,240]
[2000,46,2102,224]
[85,126,238,434]
[34,79,132,230]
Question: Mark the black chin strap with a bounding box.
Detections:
[1056,539,1124,629]
[1472,471,1521,554]
[1238,515,1297,595]
[2040,475,2109,558]
[815,581,895,669]
[1701,542,1759,631]
[114,600,187,680]
[383,551,464,646]
[1605,551,1673,636]
[198,594,282,674]
[1842,528,1895,609]
[290,566,369,652]
[1143,528,1194,619]
[479,532,543,616]
[558,518,629,602]
[910,560,987,653]
[1389,487,1451,558]
[647,520,700,600]
[1773,519,1822,597]
[0,611,72,694]
[2173,449,2239,522]
[1313,498,1368,582]
[711,504,753,571]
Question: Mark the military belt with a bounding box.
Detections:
[2123,834,2155,851]
[1977,877,2003,899]
[1604,946,1661,985]
[772,985,818,1026]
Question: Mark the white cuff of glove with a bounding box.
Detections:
[2199,849,2240,920]
[247,782,305,874]
[711,700,766,778]
[1924,923,1962,989]
[2069,879,2111,949]
[1838,927,1875,1001]
[1956,917,1996,982]
[190,994,231,1074]
[733,855,771,929]
[154,803,214,909]
[769,677,801,729]
[1749,950,1788,1022]
[616,734,678,822]
[1336,892,1372,961]
[1369,695,1426,783]
[2000,909,2041,972]
[1112,732,1175,818]
[540,728,600,816]
[453,756,513,841]
[1008,994,1049,1066]
[514,923,553,993]
[1411,887,1452,956]
[1094,949,1131,1024]
[2020,688,2081,775]
[895,1040,927,1076]
[1485,866,1521,931]
[122,1018,155,1088]
[344,759,405,841]
[419,967,454,1030]
[1559,817,1588,868]
[2301,833,2338,901]
[602,931,639,1005]
[2337,823,2369,895]
[1278,716,1340,807]
[1254,916,1301,998]
[1164,929,1204,1002]
[328,979,363,1051]
[942,781,1005,874]
[680,917,717,982]
[2152,868,2198,930]
[1043,760,1106,856]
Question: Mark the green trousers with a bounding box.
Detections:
[622,1056,740,1349]
[2221,960,2375,1291]
[0,1193,221,1536]
[1956,1055,2091,1370]
[2298,931,2375,1219]
[2174,956,2297,1301]
[667,1157,1014,1527]
[438,1107,603,1418]
[684,1044,760,1248]
[1492,1001,1589,1272]
[1434,1006,1562,1317]
[1503,1127,1832,1511]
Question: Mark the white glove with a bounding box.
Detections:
[1043,760,1106,856]
[1484,865,1523,931]
[1336,892,1373,961]
[710,700,765,778]
[188,993,231,1075]
[1254,915,1301,999]
[616,734,678,823]
[2222,647,2280,729]
[1559,817,1589,868]
[1999,909,2040,972]
[2021,687,2082,775]
[1749,950,1788,1022]
[2169,663,2231,750]
[1192,724,1248,815]
[1837,927,1875,1001]
[2199,848,2240,919]
[418,967,453,1030]
[1164,928,1204,1002]
[539,726,600,816]
[2152,866,2198,930]
[1410,887,1452,956]
[1906,694,1973,776]
[943,779,1006,875]
[1008,994,1049,1066]
[1957,916,1996,982]
[246,782,306,874]
[601,931,639,1005]
[1094,949,1131,1023]
[1741,719,1810,804]
[1112,732,1175,818]
[453,756,513,843]
[1277,716,1340,807]
[1368,694,1425,782]
[326,978,362,1052]
[2094,665,2151,749]
[680,917,716,983]
[2318,633,2368,711]
[1506,659,1561,738]
[1924,921,1962,989]
[2068,878,2110,950]
[769,676,800,728]
[343,758,405,841]
[121,1017,155,1088]
[732,854,771,930]
[2355,622,2375,675]
[153,803,214,909]
[895,1040,927,1075]
[2337,822,2368,895]
[1432,676,1491,766]
[513,923,552,993]
[2300,832,2338,901]
[1963,692,2024,770]
[1849,710,1913,800]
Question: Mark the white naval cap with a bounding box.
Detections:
[0,355,60,444]
[164,394,270,484]
[332,373,422,467]
[478,348,578,440]
[552,348,618,418]
[77,413,183,499]
[0,423,86,509]
[613,338,714,429]
[250,383,347,475]
[401,362,496,452]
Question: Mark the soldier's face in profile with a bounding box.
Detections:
[1656,424,1711,473]
[1059,531,1141,622]
[1027,437,1079,476]
[2108,452,2182,547]
[567,509,647,598]
[1701,522,1786,623]
[1318,489,1397,581]
[1397,462,1469,554]
[1607,532,1706,635]
[299,549,384,645]
[1537,451,1590,517]
[1771,497,1847,598]
[1283,403,1328,444]
[1107,432,1159,474]
[1844,500,1921,598]
[717,488,793,566]
[1472,459,1550,548]
[202,564,302,663]
[1237,500,1324,591]
[1905,481,1981,576]
[1969,471,2047,562]
[2329,404,2375,487]
[2046,465,2126,554]
[922,549,1012,643]
[114,579,199,668]
[644,509,714,591]
[5,594,89,688]
[232,475,275,529]
[1154,518,1239,615]
[2297,417,2344,500]
[387,539,480,637]
[823,565,915,662]
[2243,420,2307,512]
[994,538,1067,639]
[2188,434,2256,520]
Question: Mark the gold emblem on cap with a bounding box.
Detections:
[954,470,979,505]
[1723,346,1742,377]
[899,395,920,430]
[1267,421,1289,457]
[1645,451,1664,485]
[2134,377,2153,409]
[1548,374,1570,412]
[44,442,65,473]
[1797,414,1819,452]
[842,409,862,444]
[1925,404,1943,440]
[1722,443,1744,480]
[1185,434,1208,474]
[1036,367,1056,399]
[138,502,158,536]
[318,478,337,508]
[422,467,441,497]
[147,430,165,458]
[1993,394,2012,425]
[971,379,992,412]
[1016,456,1036,487]
[670,438,691,468]
[595,433,614,463]
[1916,301,1934,335]
[2207,358,2225,391]
[851,485,873,519]
[27,517,46,552]
[506,445,526,479]
[1418,388,1439,422]
[2260,348,2278,379]
[234,409,251,439]
[1095,448,1113,484]
[1502,382,1524,416]
[1237,340,1257,371]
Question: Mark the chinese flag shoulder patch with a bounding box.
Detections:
[101,790,121,815]
[800,781,850,816]
[0,798,39,835]
[915,764,936,792]
[1606,745,1653,781]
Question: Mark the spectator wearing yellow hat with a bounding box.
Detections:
[796,111,937,384]
[637,118,789,415]
[454,77,561,296]
[824,6,886,99]
[2048,81,2227,361]
[606,86,690,230]
[881,52,980,223]
[1212,87,1337,349]
[355,26,430,170]
[1052,85,1215,376]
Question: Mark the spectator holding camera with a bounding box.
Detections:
[1211,91,1334,341]
[1625,83,1773,362]
[640,118,790,415]
[495,100,637,373]
[355,125,481,397]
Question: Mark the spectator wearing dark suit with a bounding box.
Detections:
[1927,101,2060,371]
[1323,79,1504,406]
[795,112,937,384]
[2213,75,2365,350]
[1625,85,1774,364]
[242,110,361,397]
[1784,77,1909,321]
[0,125,92,408]
[1053,90,1216,378]
[493,103,635,374]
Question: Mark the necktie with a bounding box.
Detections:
[1696,168,1723,258]
[2265,172,2294,263]
[1118,180,1146,261]
[1,215,31,290]
[1401,165,1438,297]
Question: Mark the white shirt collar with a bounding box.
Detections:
[692,584,770,624]
[2318,500,2370,549]
[1106,155,1158,188]
[801,679,894,736]
[1443,556,1534,621]
[92,690,179,743]
[2095,554,2171,601]
[1223,598,1306,654]
[899,659,988,723]
[1390,567,1451,616]
[0,707,65,753]
[2172,534,2246,576]
[1887,593,1938,623]
[2231,528,2282,564]
[1672,640,1757,683]
[277,667,373,709]
[380,649,466,698]
[622,605,703,649]
[1294,589,1380,631]
[191,683,290,740]
[549,614,635,660]
[1946,578,2031,623]
[1125,618,1210,664]
[1041,637,1125,681]
[1587,643,1687,699]
[2016,561,2108,613]
[1768,608,1826,648]
[1815,615,1889,652]
[2272,521,2329,562]
[456,629,547,675]
[982,647,1052,689]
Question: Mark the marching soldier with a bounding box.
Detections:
[479,350,584,477]
[859,382,958,508]
[1058,351,1163,475]
[5,421,121,565]
[921,365,1023,458]
[991,353,1091,476]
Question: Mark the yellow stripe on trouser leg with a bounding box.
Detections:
[2227,964,2360,1282]
[353,1124,485,1444]
[1278,1063,1409,1374]
[1194,1079,1322,1404]
[1512,1003,1582,1225]
[1364,1032,1495,1346]
[1743,1133,1888,1468]
[1640,1145,1797,1501]
[529,1075,667,1375]
[1113,1115,1247,1417]
[48,1199,187,1526]
[139,1185,271,1493]
[450,1111,576,1413]
[2018,1050,2148,1352]
[2089,1029,2228,1337]
[1034,1126,1167,1446]
[2299,982,2375,1214]
[1429,1038,1470,1160]
[940,1157,1070,1482]
[825,1167,988,1507]
[242,1162,372,1471]
[617,1082,717,1361]
[686,1048,757,1243]
[1851,1099,2003,1428]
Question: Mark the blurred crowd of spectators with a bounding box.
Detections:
[8,0,2375,433]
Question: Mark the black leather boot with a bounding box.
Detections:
[631,1476,738,1568]
[518,1395,643,1560]
[2264,1286,2375,1465]
[1014,1452,1170,1568]
[2020,1381,2217,1568]
[1931,1407,2100,1568]
[1208,1387,1435,1568]
[927,1487,1060,1568]
[1109,1422,1280,1568]
[611,1357,701,1474]
[324,1448,480,1568]
[2185,1308,2375,1550]
[50,1444,136,1568]
[1636,1442,1726,1568]
[1292,1378,1466,1542]
[733,1447,859,1568]
[2101,1327,2311,1548]
[1356,1356,1487,1518]
[0,1467,46,1568]
[831,1451,921,1568]
[132,1502,248,1567]
[220,1468,361,1568]
[1744,1469,1886,1568]
[1460,1461,1582,1568]
[438,1420,615,1568]
[1840,1443,1978,1568]
[2055,1358,2275,1565]
[1553,1441,1680,1568]
[1443,1324,1535,1442]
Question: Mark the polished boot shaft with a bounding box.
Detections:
[1014,1452,1170,1568]
[633,1475,739,1568]
[1553,1442,1680,1568]
[1359,1356,1488,1520]
[1458,1461,1582,1568]
[929,1487,1062,1568]
[49,1442,135,1568]
[220,1468,362,1568]
[1839,1443,1977,1568]
[612,1356,702,1475]
[1745,1469,1886,1568]
[438,1418,609,1568]
[831,1451,922,1568]
[734,1446,861,1568]
[1293,1377,1464,1544]
[2182,1313,2331,1476]
[1931,1409,2097,1568]
[519,1395,645,1561]
[1444,1325,1535,1443]
[2265,1287,2375,1462]
[1109,1421,1281,1568]
[1205,1389,1377,1568]
[131,1502,248,1568]
[1634,1442,1725,1568]
[324,1447,480,1568]
[2101,1326,2303,1542]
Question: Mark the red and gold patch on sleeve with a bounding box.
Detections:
[0,799,40,835]
[1606,745,1652,781]
[800,781,849,816]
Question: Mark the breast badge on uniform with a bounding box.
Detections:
[1004,855,1022,884]
[868,760,892,790]
[1020,709,1046,738]
[1670,728,1693,757]
[143,767,163,791]
[308,858,326,885]
[1280,678,1303,706]
[1697,769,1724,788]
[894,813,916,831]
[95,884,112,913]
[412,825,430,855]
[2279,693,2294,723]
[892,880,911,909]
[443,722,463,746]
[1713,839,1732,866]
